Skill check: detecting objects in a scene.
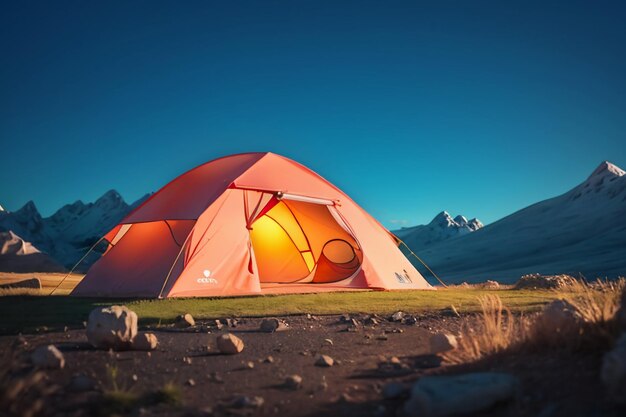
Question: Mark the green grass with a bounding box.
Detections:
[0,288,559,335]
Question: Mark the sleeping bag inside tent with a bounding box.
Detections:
[71,152,431,297]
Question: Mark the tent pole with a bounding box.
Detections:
[50,236,105,295]
[157,225,195,299]
[395,237,448,288]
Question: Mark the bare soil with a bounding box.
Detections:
[2,313,624,417]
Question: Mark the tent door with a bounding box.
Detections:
[248,196,362,285]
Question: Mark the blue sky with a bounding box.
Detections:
[1,0,625,228]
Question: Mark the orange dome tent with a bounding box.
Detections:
[71,152,431,297]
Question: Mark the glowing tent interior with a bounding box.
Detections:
[71,152,431,297]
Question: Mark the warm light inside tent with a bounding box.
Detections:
[249,199,363,284]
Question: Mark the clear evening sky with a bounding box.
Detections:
[1,1,625,228]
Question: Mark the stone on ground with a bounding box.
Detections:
[217,333,244,354]
[132,332,158,351]
[175,313,195,328]
[403,372,518,417]
[284,374,303,390]
[514,273,576,290]
[429,333,458,354]
[86,305,138,350]
[482,280,500,289]
[601,333,626,404]
[259,318,286,332]
[536,299,583,334]
[315,354,334,367]
[391,311,405,322]
[31,344,65,369]
[232,396,264,409]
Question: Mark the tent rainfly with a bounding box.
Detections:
[71,152,431,298]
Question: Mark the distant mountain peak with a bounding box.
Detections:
[589,161,625,179]
[14,200,42,220]
[430,211,455,227]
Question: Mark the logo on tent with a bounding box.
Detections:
[394,270,413,284]
[197,270,218,284]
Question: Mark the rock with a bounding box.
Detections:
[216,333,244,354]
[536,299,583,335]
[514,273,577,290]
[214,319,224,330]
[429,333,458,354]
[175,313,195,328]
[186,379,196,386]
[364,316,379,325]
[208,371,224,383]
[86,305,138,350]
[339,314,351,323]
[482,280,500,289]
[232,396,264,409]
[315,354,334,367]
[403,315,418,325]
[284,374,303,390]
[382,382,408,399]
[391,311,405,322]
[263,356,275,363]
[132,332,158,351]
[259,318,286,333]
[68,374,97,392]
[403,372,519,417]
[31,345,65,369]
[323,338,334,346]
[0,277,41,290]
[601,333,626,404]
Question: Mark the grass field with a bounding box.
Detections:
[0,288,558,334]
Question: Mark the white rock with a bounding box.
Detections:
[483,280,500,289]
[429,333,458,354]
[31,345,65,369]
[315,354,334,367]
[404,372,518,417]
[391,311,405,322]
[86,305,138,350]
[601,334,626,404]
[284,374,303,390]
[537,299,583,334]
[217,333,244,354]
[132,332,158,351]
[175,313,195,328]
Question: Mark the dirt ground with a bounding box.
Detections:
[1,313,624,417]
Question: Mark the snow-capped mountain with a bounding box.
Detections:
[414,161,626,284]
[0,190,150,270]
[393,211,483,250]
[0,230,65,272]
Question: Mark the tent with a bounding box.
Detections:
[71,152,431,297]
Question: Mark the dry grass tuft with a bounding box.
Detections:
[443,295,530,364]
[0,287,42,296]
[446,278,626,364]
[559,278,625,325]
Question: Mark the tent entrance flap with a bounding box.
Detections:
[249,199,362,284]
